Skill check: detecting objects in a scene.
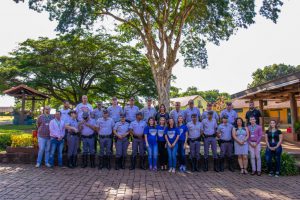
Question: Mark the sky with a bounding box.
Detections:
[1,0,300,107]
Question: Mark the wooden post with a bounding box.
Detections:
[31,97,35,118]
[20,92,26,125]
[289,93,298,141]
[259,100,265,131]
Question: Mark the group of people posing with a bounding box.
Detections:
[36,96,283,176]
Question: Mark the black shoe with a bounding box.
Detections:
[203,158,208,172]
[67,156,73,168]
[115,157,120,170]
[90,154,95,168]
[195,158,200,172]
[214,158,219,172]
[219,158,224,172]
[140,156,146,170]
[98,156,104,170]
[229,157,234,172]
[107,156,111,170]
[130,156,136,170]
[190,159,195,172]
[121,156,126,169]
[81,155,88,168]
[73,155,77,168]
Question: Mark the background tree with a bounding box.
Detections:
[19,0,283,110]
[0,33,156,105]
[248,64,300,88]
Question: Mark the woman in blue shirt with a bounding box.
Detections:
[177,115,188,172]
[157,117,167,170]
[165,118,180,173]
[144,117,158,171]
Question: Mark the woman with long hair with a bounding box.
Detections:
[265,120,283,177]
[156,117,168,170]
[177,115,188,172]
[144,117,158,171]
[232,117,249,174]
[164,118,180,173]
[155,104,169,123]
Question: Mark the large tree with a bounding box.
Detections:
[19,0,283,109]
[0,33,156,105]
[248,64,300,88]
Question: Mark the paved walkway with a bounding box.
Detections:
[0,164,299,200]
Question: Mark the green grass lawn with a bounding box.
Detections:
[0,124,35,135]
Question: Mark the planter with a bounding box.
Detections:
[6,146,38,154]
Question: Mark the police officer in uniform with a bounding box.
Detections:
[65,111,80,168]
[217,114,234,172]
[185,100,201,123]
[113,114,130,170]
[78,112,97,168]
[140,98,157,122]
[201,103,219,122]
[187,113,202,172]
[107,97,123,123]
[97,109,115,170]
[124,97,139,123]
[220,102,238,125]
[129,112,147,170]
[202,111,219,172]
[91,102,104,155]
[170,102,185,125]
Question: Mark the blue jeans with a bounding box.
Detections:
[147,143,158,168]
[265,143,282,174]
[36,137,51,165]
[177,140,186,166]
[49,138,64,167]
[167,143,178,168]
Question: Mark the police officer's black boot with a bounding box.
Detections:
[121,156,126,169]
[229,157,235,172]
[203,158,208,172]
[107,156,111,170]
[130,156,136,170]
[67,156,73,168]
[73,155,78,168]
[214,159,219,172]
[115,157,120,170]
[195,159,200,172]
[219,158,224,172]
[190,159,195,172]
[90,154,95,168]
[81,154,88,168]
[140,156,146,170]
[98,156,103,170]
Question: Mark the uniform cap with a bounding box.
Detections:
[68,110,76,115]
[222,114,229,119]
[191,113,197,117]
[207,111,214,115]
[136,112,143,116]
[120,113,125,118]
[103,109,108,114]
[226,102,232,106]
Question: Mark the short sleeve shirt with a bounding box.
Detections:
[220,109,238,125]
[66,118,79,133]
[156,125,166,142]
[37,114,54,138]
[185,107,201,123]
[245,109,261,125]
[202,118,218,135]
[114,121,130,136]
[140,107,157,122]
[75,103,93,121]
[129,120,147,136]
[81,119,96,136]
[164,127,179,144]
[144,126,157,145]
[107,105,123,122]
[187,121,202,139]
[202,110,219,122]
[60,108,71,123]
[170,109,185,124]
[266,129,282,144]
[92,108,103,121]
[97,117,115,135]
[178,124,188,141]
[124,105,139,122]
[217,123,233,141]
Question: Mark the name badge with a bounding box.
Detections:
[251,134,255,138]
[45,123,49,126]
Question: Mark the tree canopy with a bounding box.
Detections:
[17,0,283,109]
[0,33,156,105]
[248,64,300,88]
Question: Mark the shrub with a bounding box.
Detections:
[11,134,33,148]
[0,133,12,151]
[261,149,298,176]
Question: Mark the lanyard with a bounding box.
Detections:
[55,119,61,130]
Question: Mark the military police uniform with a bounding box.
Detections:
[202,110,219,122]
[97,116,115,169]
[170,109,185,124]
[187,120,202,171]
[217,121,234,172]
[79,113,96,168]
[202,117,218,172]
[124,105,139,123]
[185,107,201,123]
[66,116,79,168]
[140,107,157,122]
[107,105,123,123]
[114,120,130,170]
[129,119,147,170]
[220,109,238,125]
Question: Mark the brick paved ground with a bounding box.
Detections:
[0,164,299,200]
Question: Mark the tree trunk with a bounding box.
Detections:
[153,69,172,111]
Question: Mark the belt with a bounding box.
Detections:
[51,136,60,140]
[99,134,112,139]
[133,135,144,139]
[81,135,94,139]
[189,137,201,142]
[204,134,216,138]
[220,139,232,143]
[69,133,79,136]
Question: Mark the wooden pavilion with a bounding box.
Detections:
[231,71,300,141]
[3,84,49,124]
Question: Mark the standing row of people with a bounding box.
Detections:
[36,96,283,176]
